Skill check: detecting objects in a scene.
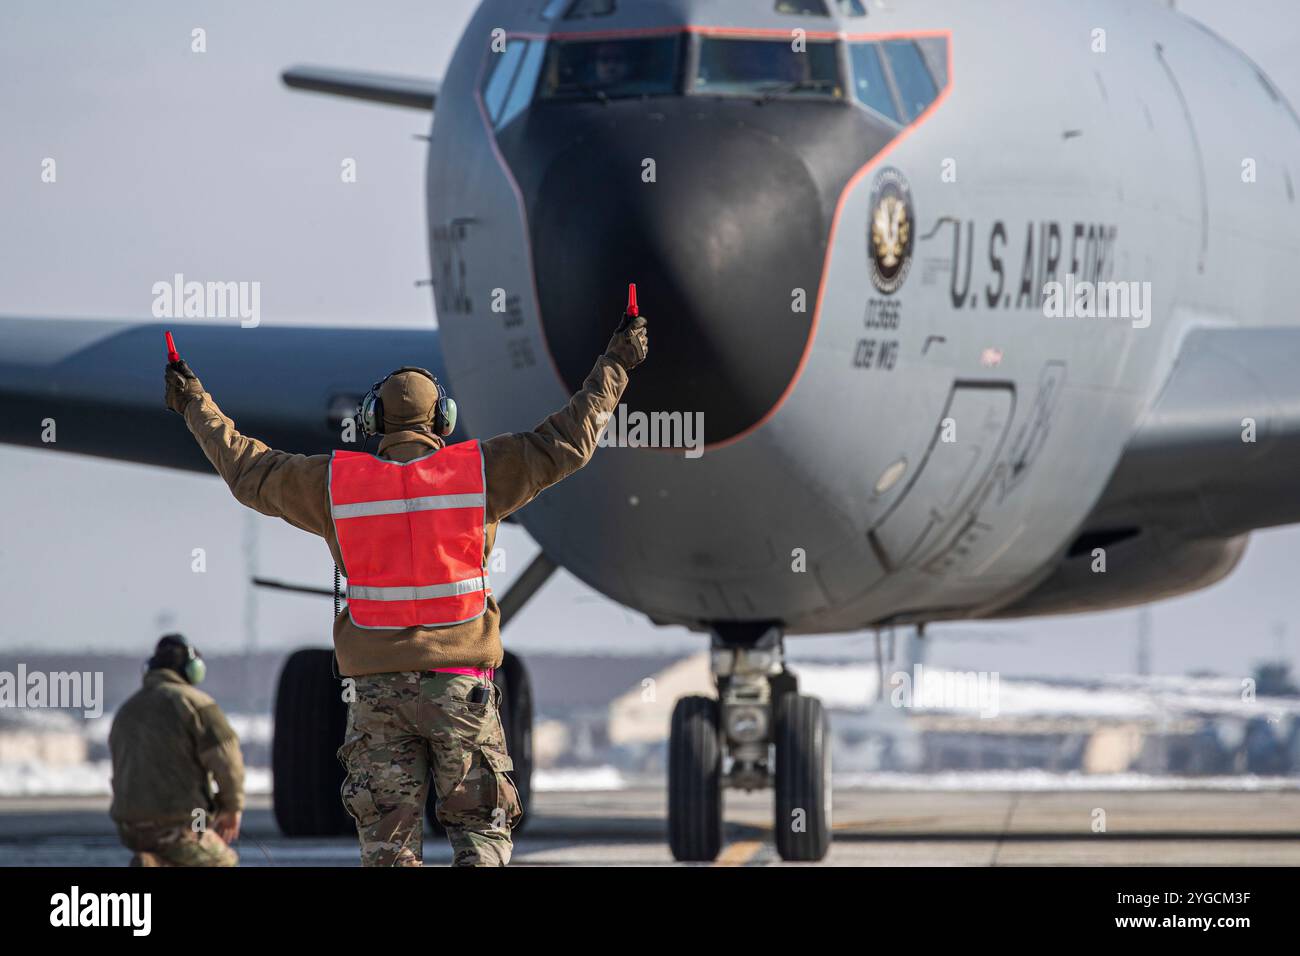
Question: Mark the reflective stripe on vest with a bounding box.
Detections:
[328,440,488,629]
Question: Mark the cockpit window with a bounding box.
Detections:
[882,40,938,120]
[536,36,683,101]
[563,0,616,18]
[483,39,547,129]
[695,37,843,99]
[848,43,900,122]
[484,40,527,122]
[836,0,867,15]
[775,0,829,14]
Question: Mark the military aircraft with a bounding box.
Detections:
[4,0,1300,862]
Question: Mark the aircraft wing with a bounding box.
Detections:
[281,65,437,111]
[0,317,454,473]
[1082,325,1300,540]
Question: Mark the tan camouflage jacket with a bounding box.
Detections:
[180,350,629,675]
[109,669,245,825]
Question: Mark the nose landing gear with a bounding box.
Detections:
[667,623,830,863]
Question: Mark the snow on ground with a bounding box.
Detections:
[0,761,272,797]
[833,770,1300,791]
[792,664,1300,720]
[0,759,626,797]
[532,766,626,791]
[0,760,113,796]
[5,762,1300,797]
[82,712,273,747]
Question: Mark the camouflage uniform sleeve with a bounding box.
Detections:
[194,701,246,814]
[480,353,628,524]
[183,392,331,537]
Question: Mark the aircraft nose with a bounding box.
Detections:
[521,103,839,446]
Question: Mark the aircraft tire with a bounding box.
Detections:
[774,693,831,861]
[497,650,534,832]
[272,648,353,836]
[668,695,723,861]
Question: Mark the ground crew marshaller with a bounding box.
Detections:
[109,634,245,866]
[164,311,648,865]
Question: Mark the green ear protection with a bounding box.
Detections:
[357,367,457,440]
[151,634,206,685]
[181,644,206,685]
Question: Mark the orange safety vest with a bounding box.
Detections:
[328,440,488,629]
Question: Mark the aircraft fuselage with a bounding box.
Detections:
[427,0,1300,633]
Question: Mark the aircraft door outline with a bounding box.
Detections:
[868,381,1016,573]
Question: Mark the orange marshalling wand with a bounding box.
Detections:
[165,331,179,363]
[626,283,639,318]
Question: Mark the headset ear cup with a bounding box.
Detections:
[359,392,384,437]
[186,656,206,685]
[440,397,457,437]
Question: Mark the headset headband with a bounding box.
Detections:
[357,367,457,440]
[151,634,206,685]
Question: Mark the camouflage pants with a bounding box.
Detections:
[338,671,523,867]
[117,821,238,867]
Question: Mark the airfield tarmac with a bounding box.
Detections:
[1,786,1298,866]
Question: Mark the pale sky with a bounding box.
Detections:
[1,0,1298,680]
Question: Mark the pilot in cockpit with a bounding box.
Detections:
[592,41,631,87]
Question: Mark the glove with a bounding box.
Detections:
[164,359,204,415]
[604,312,649,371]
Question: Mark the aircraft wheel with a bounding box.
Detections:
[272,648,352,836]
[497,650,534,831]
[668,695,723,862]
[774,693,831,862]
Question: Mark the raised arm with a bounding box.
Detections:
[164,360,330,537]
[482,312,648,523]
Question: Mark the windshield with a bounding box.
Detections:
[695,37,843,98]
[536,35,683,101]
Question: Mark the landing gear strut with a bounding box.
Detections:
[667,623,831,862]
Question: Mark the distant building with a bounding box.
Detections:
[0,711,87,766]
[608,652,711,747]
[525,653,682,769]
[600,658,1300,778]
